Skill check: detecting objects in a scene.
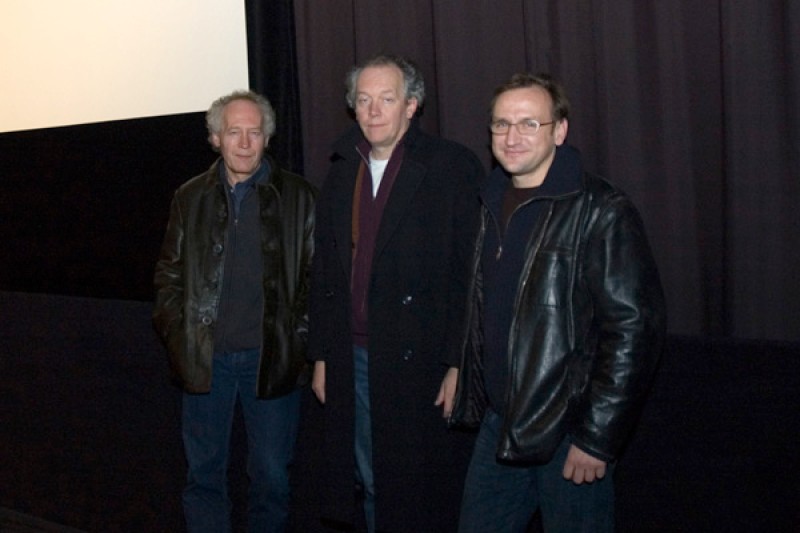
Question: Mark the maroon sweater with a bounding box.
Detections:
[350,138,405,347]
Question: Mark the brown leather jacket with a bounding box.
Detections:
[152,157,316,398]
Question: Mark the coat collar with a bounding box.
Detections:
[329,120,428,275]
[332,119,423,161]
[482,144,585,208]
[204,155,279,191]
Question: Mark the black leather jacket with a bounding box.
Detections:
[153,156,316,398]
[450,145,666,463]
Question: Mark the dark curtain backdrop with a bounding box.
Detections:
[246,0,304,174]
[292,1,800,342]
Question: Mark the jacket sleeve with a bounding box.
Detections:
[292,185,316,356]
[572,193,666,461]
[443,149,484,368]
[152,192,186,353]
[306,175,336,363]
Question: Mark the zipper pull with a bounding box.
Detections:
[496,245,503,260]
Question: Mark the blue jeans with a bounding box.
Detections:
[182,349,300,533]
[353,345,376,533]
[459,410,614,533]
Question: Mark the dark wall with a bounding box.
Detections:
[2,292,798,531]
[0,114,216,301]
[3,3,798,342]
[292,1,800,342]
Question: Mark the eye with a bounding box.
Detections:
[356,96,370,106]
[383,97,396,104]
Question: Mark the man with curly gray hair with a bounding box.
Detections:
[309,54,483,532]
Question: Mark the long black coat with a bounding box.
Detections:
[308,122,483,532]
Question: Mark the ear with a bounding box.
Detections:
[211,133,221,150]
[405,97,419,118]
[554,118,569,146]
[264,135,270,148]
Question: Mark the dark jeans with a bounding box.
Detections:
[182,349,300,533]
[354,344,376,533]
[459,410,614,533]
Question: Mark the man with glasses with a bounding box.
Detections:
[450,73,666,532]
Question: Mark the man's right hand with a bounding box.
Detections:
[312,361,326,404]
[562,444,607,484]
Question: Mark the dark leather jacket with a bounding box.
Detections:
[450,145,666,463]
[152,156,316,398]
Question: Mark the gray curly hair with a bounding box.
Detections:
[206,90,275,147]
[345,54,425,110]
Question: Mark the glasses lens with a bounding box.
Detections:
[520,120,539,134]
[491,120,544,135]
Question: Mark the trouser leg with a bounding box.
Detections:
[459,410,536,533]
[460,409,615,533]
[182,353,237,533]
[353,345,375,533]
[240,351,300,533]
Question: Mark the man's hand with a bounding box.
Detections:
[562,444,607,484]
[312,361,325,404]
[434,366,459,418]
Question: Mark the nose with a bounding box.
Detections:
[368,100,380,116]
[504,125,522,144]
[238,133,250,148]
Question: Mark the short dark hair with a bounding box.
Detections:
[490,73,570,122]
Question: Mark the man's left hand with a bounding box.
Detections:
[562,444,607,484]
[434,367,459,418]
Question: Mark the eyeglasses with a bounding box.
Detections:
[489,118,555,135]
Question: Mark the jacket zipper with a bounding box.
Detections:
[502,202,553,419]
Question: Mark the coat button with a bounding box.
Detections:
[212,243,224,255]
[402,349,413,360]
[325,290,334,298]
[401,295,413,305]
[201,316,212,326]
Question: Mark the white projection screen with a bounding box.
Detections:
[0,0,249,133]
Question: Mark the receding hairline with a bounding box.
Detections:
[356,64,407,89]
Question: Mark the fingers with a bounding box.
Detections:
[434,387,444,406]
[312,361,326,404]
[435,389,452,418]
[564,464,606,484]
[312,384,325,404]
[434,384,448,418]
[434,367,459,418]
[562,444,607,485]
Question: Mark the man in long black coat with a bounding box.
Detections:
[308,54,483,532]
